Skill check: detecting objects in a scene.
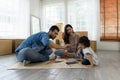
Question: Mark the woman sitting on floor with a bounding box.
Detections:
[55,24,83,58]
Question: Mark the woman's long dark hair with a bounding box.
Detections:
[63,24,74,44]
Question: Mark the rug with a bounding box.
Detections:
[8,58,87,70]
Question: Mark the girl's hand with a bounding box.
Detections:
[76,58,82,61]
[76,50,80,54]
[87,53,94,68]
[87,65,93,68]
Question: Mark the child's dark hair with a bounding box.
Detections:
[49,25,60,32]
[79,36,90,47]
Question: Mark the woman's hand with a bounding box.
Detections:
[77,45,82,50]
[64,49,68,54]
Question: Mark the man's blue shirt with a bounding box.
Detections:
[15,32,52,53]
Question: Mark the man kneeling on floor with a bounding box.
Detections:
[15,25,70,66]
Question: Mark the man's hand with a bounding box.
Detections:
[64,44,71,49]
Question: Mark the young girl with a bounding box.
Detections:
[77,36,98,68]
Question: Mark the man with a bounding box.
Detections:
[15,25,70,65]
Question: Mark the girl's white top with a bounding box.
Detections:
[83,47,99,65]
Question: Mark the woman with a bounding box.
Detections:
[55,24,83,58]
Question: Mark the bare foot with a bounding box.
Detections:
[47,60,56,64]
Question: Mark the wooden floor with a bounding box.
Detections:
[0,50,120,80]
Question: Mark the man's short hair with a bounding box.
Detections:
[49,25,60,32]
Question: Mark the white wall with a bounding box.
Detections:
[96,0,120,51]
[30,0,41,18]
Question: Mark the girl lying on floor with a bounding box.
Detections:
[76,36,99,68]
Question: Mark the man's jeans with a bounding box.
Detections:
[16,47,53,62]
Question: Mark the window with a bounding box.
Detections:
[42,0,98,40]
[0,0,30,39]
[41,0,65,32]
[68,0,98,40]
[100,0,120,41]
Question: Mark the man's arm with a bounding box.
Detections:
[41,33,49,46]
[48,42,70,49]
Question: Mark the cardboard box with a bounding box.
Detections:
[0,40,12,55]
[14,39,24,50]
[90,40,96,51]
